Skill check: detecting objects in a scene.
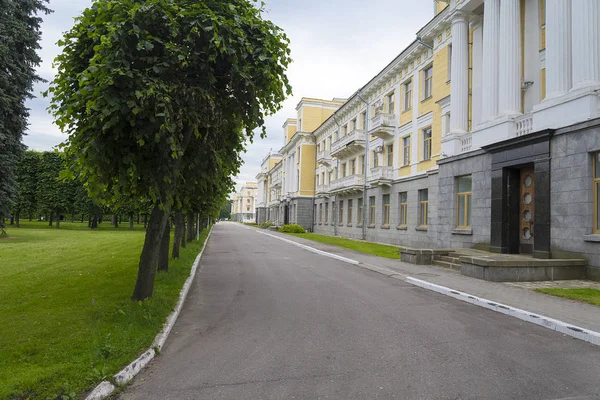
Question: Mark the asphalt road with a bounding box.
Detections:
[120,222,600,400]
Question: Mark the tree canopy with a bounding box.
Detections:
[0,0,51,234]
[47,0,292,299]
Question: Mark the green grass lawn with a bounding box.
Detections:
[534,288,600,307]
[285,232,400,259]
[0,221,209,399]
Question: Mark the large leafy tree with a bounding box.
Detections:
[36,151,73,228]
[48,0,291,299]
[13,150,41,224]
[0,0,51,234]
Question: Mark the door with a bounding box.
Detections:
[284,204,289,225]
[520,167,534,254]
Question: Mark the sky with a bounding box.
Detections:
[24,0,434,193]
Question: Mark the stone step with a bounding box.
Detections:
[440,255,461,264]
[432,260,461,271]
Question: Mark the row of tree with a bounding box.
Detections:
[43,0,292,300]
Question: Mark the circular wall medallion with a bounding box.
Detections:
[524,175,533,188]
[523,228,532,240]
[523,210,532,222]
[523,193,532,205]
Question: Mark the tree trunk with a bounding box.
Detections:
[186,213,194,243]
[132,203,170,300]
[91,214,98,229]
[81,214,85,223]
[129,214,134,230]
[10,216,14,225]
[181,215,186,248]
[172,212,185,259]
[143,214,147,229]
[55,209,61,228]
[157,218,171,272]
[138,214,142,225]
[49,213,53,226]
[15,212,20,227]
[112,214,118,228]
[99,215,103,224]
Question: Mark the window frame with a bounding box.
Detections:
[387,144,394,167]
[456,175,472,229]
[383,194,391,226]
[402,135,411,166]
[319,203,323,224]
[387,91,395,114]
[418,189,428,227]
[325,202,329,224]
[447,44,452,82]
[422,127,432,161]
[347,199,353,225]
[423,65,433,100]
[369,196,376,226]
[403,80,413,112]
[398,192,408,227]
[594,153,600,233]
[357,197,363,226]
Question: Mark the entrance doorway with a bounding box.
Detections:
[284,204,289,225]
[520,167,535,254]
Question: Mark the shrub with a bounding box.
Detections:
[259,222,274,229]
[280,224,305,233]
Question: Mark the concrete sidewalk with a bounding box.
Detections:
[260,228,600,334]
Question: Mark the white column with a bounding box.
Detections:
[546,0,572,98]
[498,0,522,116]
[450,11,469,134]
[471,16,484,126]
[480,0,500,122]
[571,0,600,90]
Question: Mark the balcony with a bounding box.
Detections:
[369,113,396,139]
[316,184,330,197]
[329,174,365,195]
[368,166,393,186]
[515,114,534,137]
[271,174,282,188]
[330,129,366,158]
[317,150,333,166]
[268,199,280,207]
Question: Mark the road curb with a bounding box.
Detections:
[85,227,214,400]
[406,276,600,347]
[256,230,360,265]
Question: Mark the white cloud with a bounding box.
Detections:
[25,0,433,193]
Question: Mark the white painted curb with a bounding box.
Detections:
[85,227,214,400]
[256,230,360,265]
[406,276,600,347]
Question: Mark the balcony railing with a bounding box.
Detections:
[329,174,365,194]
[330,129,366,158]
[515,114,533,137]
[369,113,396,139]
[316,184,330,195]
[460,134,472,153]
[317,150,333,166]
[368,166,393,186]
[271,174,282,187]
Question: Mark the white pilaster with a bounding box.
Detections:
[498,0,521,116]
[546,0,572,98]
[471,16,484,127]
[571,0,600,90]
[480,0,500,122]
[450,11,469,134]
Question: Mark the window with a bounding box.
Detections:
[314,204,317,224]
[418,189,428,226]
[369,196,376,226]
[398,192,408,226]
[358,197,363,226]
[383,194,390,226]
[447,44,452,81]
[328,171,333,183]
[423,127,432,161]
[372,151,379,168]
[348,199,353,225]
[325,202,329,224]
[350,118,356,131]
[594,153,600,233]
[403,80,413,112]
[423,66,433,99]
[316,174,319,186]
[247,206,250,212]
[387,144,394,167]
[403,136,411,166]
[456,175,472,228]
[359,155,365,174]
[341,125,347,137]
[339,200,344,226]
[350,159,356,175]
[247,198,251,203]
[361,111,367,130]
[322,172,325,185]
[340,163,346,178]
[444,113,451,136]
[319,203,323,223]
[387,91,395,114]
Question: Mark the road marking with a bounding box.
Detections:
[406,277,600,347]
[255,230,360,265]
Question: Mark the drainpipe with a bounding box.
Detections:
[312,137,317,233]
[356,90,369,241]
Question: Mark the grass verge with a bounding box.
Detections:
[0,222,210,399]
[534,288,600,307]
[285,232,400,259]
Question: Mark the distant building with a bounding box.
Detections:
[231,182,258,223]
